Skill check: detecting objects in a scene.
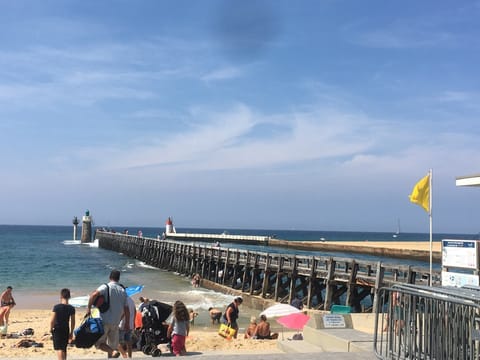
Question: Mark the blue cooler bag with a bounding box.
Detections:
[74,315,104,348]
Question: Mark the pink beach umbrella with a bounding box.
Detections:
[276,312,311,330]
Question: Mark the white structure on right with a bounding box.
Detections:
[456,173,480,187]
[441,173,480,286]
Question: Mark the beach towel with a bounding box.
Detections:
[74,315,104,348]
[218,323,236,339]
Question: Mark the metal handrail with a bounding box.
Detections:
[374,285,480,359]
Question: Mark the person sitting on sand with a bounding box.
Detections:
[244,316,257,339]
[208,307,222,325]
[254,315,278,340]
[0,286,16,326]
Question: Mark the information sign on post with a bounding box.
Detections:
[322,314,346,328]
[442,239,478,270]
[441,271,479,287]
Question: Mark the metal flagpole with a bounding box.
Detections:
[429,168,433,286]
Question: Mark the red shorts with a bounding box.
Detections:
[171,334,186,355]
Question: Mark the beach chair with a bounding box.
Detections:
[330,305,352,314]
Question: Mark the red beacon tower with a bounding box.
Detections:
[165,217,175,234]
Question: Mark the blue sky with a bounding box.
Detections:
[1,0,480,233]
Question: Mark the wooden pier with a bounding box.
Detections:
[96,230,441,313]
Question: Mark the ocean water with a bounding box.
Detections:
[0,225,238,328]
[126,226,479,243]
[0,224,476,326]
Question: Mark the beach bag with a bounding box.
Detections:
[74,315,104,348]
[21,328,34,336]
[94,284,110,313]
[218,323,236,339]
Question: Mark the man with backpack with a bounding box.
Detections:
[87,269,130,358]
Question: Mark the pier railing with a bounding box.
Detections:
[374,284,480,360]
[96,231,441,312]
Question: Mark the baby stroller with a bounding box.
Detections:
[138,300,172,357]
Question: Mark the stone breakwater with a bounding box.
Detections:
[268,239,442,263]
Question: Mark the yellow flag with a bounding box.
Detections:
[409,174,430,213]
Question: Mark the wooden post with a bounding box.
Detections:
[262,254,271,298]
[345,260,358,309]
[242,251,251,292]
[249,254,259,295]
[372,261,385,314]
[288,257,298,304]
[306,258,317,309]
[274,256,284,302]
[324,258,336,311]
[221,248,230,285]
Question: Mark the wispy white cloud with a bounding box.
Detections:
[355,28,454,49]
[66,104,376,174]
[0,42,191,106]
[436,90,474,103]
[201,66,243,82]
[347,15,459,49]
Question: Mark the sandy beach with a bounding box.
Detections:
[0,309,283,359]
[326,241,441,252]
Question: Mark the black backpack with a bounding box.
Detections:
[94,284,110,313]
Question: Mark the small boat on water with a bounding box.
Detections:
[392,219,401,238]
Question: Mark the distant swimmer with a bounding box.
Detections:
[208,307,222,325]
[192,273,201,288]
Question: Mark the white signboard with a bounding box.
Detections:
[442,270,479,287]
[442,239,478,269]
[323,314,346,328]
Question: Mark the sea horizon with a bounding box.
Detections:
[1,223,478,241]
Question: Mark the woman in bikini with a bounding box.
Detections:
[0,286,16,326]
